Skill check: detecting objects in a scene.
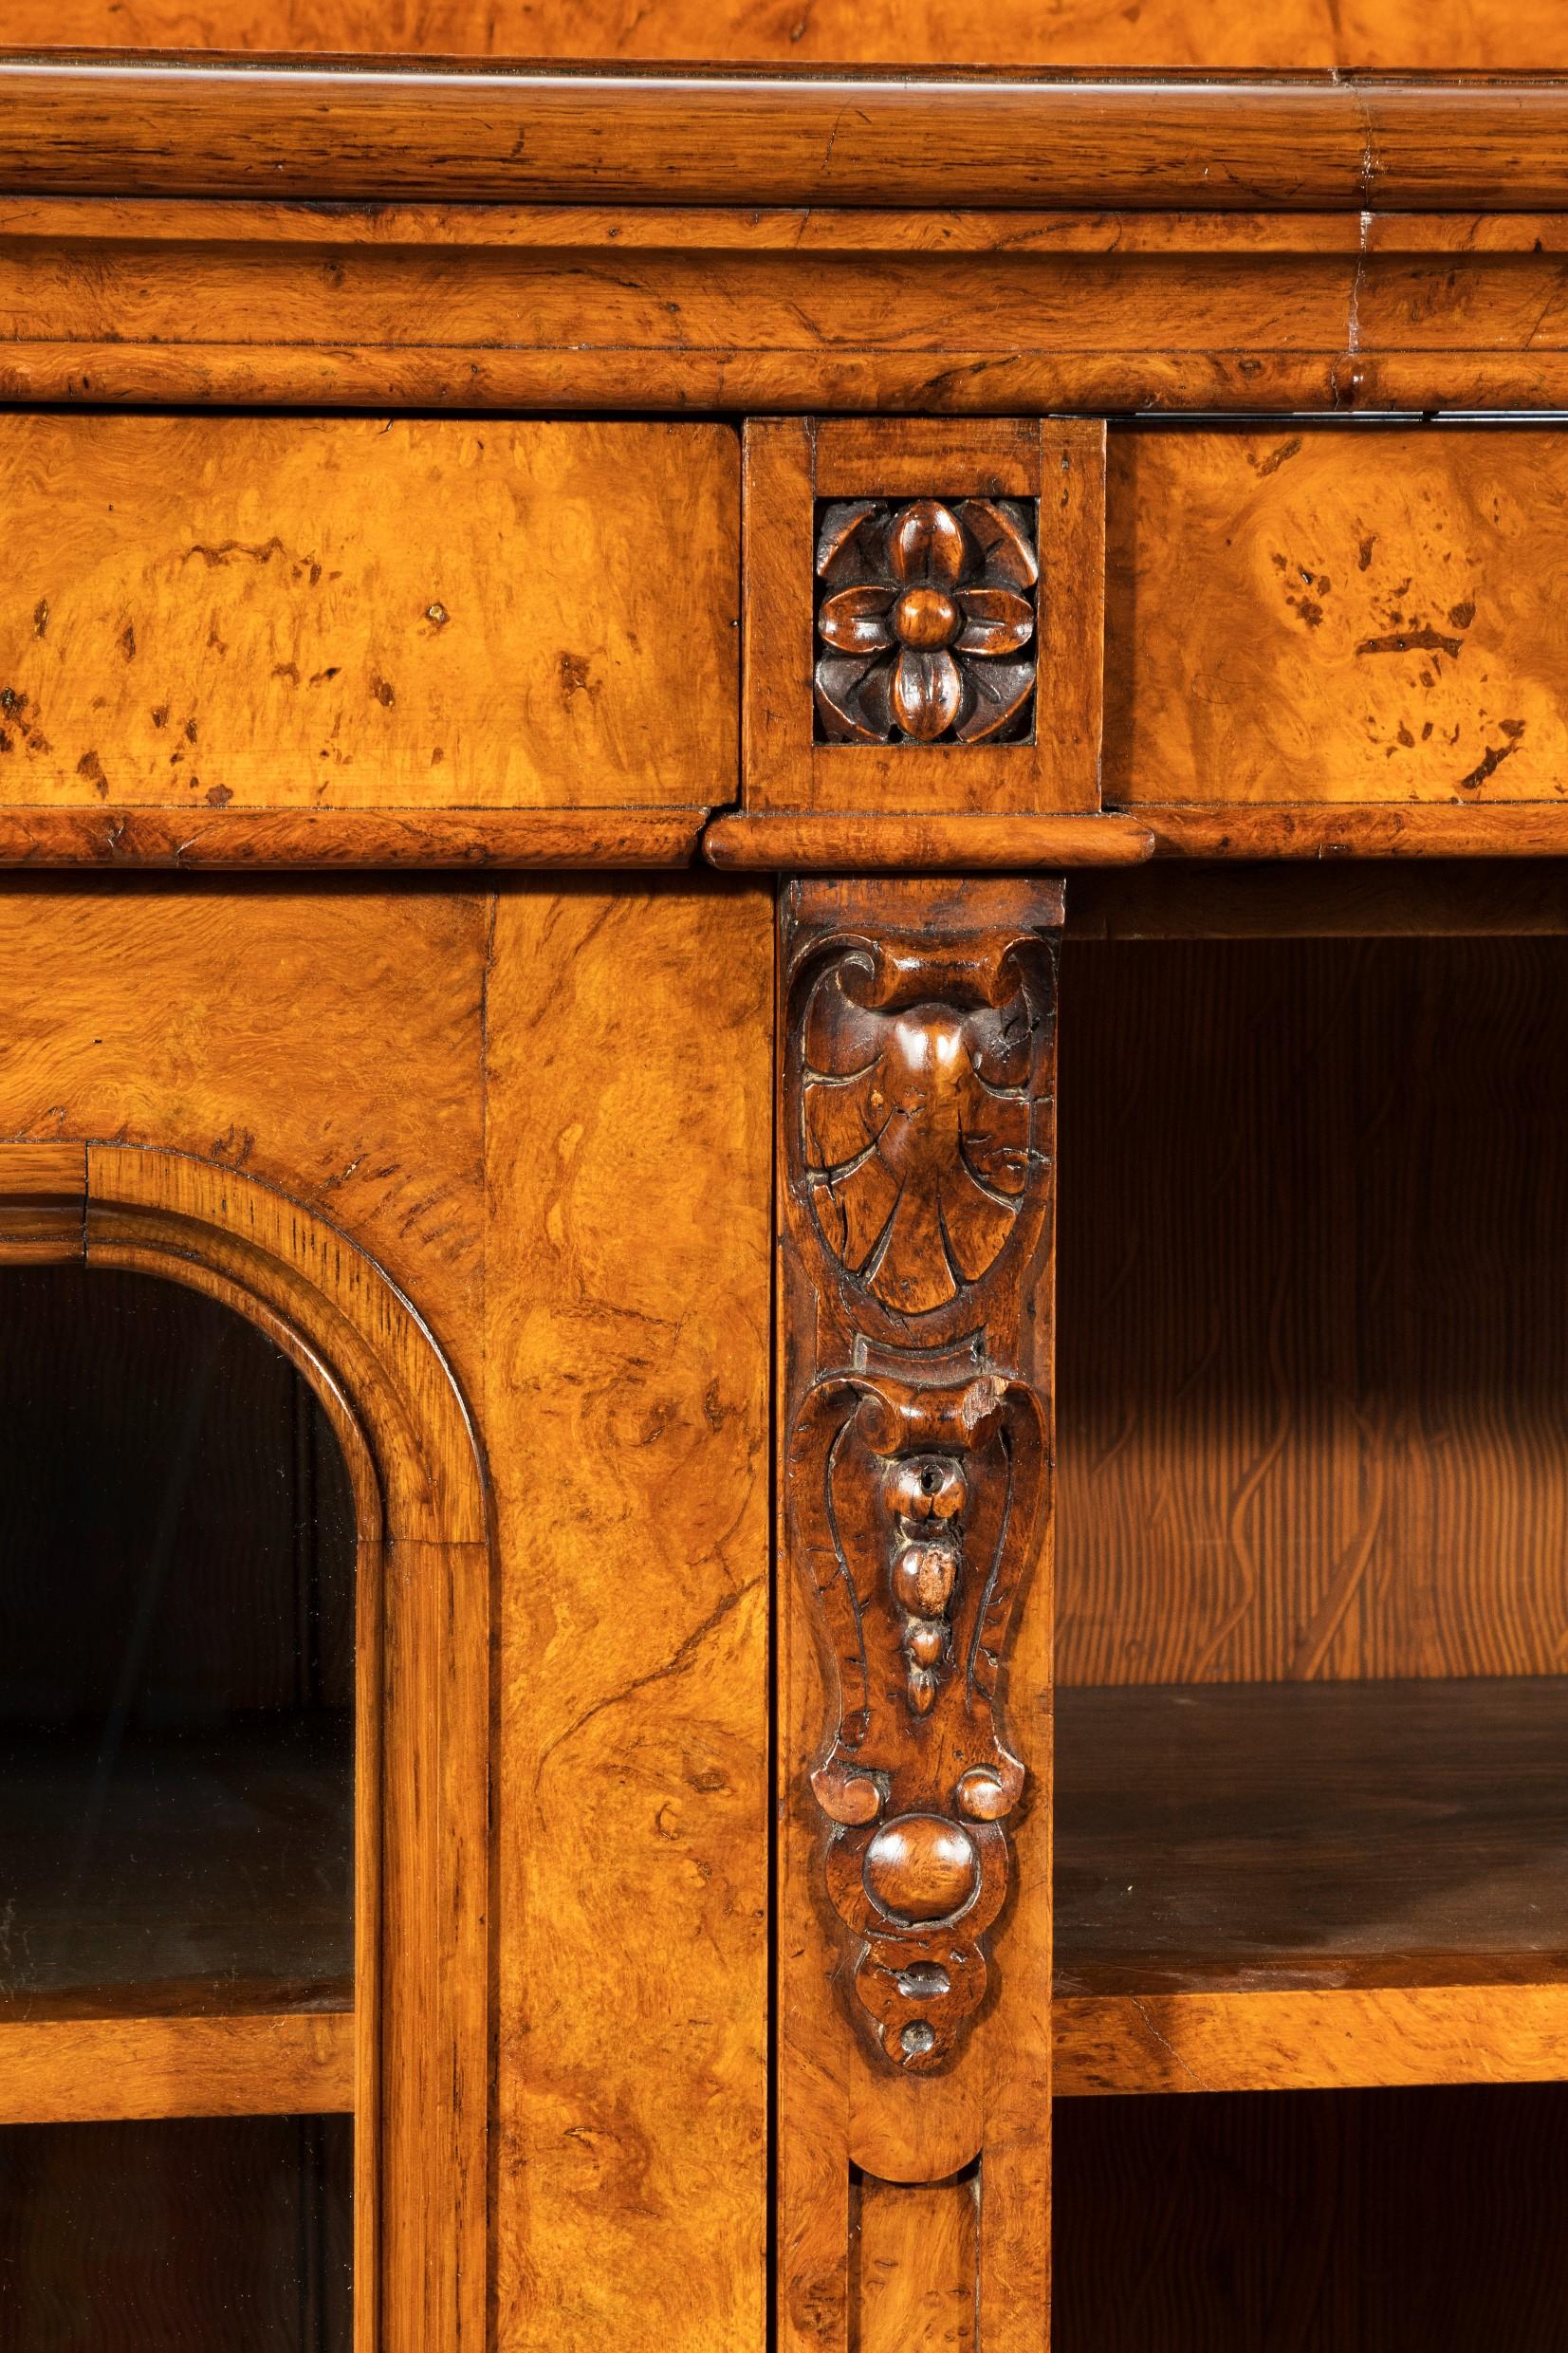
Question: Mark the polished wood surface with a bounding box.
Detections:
[9,62,1568,210]
[1111,430,1568,809]
[487,882,772,2350]
[779,878,1061,2350]
[0,2013,354,2125]
[1058,935,1568,1686]
[747,417,1102,816]
[0,990,491,2348]
[1056,2084,1568,2349]
[8,22,1568,2345]
[0,415,735,816]
[1053,1676,1568,2095]
[5,0,1568,69]
[1141,806,1568,858]
[854,2172,978,2353]
[1057,1677,1568,1994]
[0,879,779,2347]
[0,809,706,869]
[16,198,1568,420]
[1055,1981,1568,2099]
[706,814,1151,869]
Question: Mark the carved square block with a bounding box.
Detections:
[745,416,1104,815]
[813,494,1040,748]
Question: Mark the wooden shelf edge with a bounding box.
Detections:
[703,811,1154,869]
[1053,1983,1568,2099]
[0,2010,355,2124]
[1137,806,1568,860]
[5,61,1568,211]
[0,806,705,871]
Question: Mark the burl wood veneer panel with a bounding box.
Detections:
[0,415,737,813]
[1057,936,1568,1686]
[0,880,486,1391]
[486,881,771,2352]
[1109,429,1568,808]
[13,0,1568,67]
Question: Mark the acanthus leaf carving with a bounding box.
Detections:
[782,879,1061,2074]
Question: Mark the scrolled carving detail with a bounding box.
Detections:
[783,880,1061,2076]
[814,495,1039,747]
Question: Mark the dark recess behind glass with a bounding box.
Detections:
[0,1262,358,2010]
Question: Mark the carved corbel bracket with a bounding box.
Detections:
[781,876,1062,2073]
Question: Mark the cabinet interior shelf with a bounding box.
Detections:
[0,1714,353,2126]
[1053,1675,1568,2097]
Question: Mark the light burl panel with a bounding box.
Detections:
[486,879,773,2352]
[1108,429,1568,808]
[0,415,737,812]
[11,0,1568,68]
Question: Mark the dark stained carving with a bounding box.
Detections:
[813,496,1038,747]
[781,878,1061,2072]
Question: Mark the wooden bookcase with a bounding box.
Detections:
[3,16,1568,2351]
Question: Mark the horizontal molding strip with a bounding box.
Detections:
[0,807,706,869]
[5,59,1568,209]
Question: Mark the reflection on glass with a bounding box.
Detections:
[0,1266,356,2013]
[0,2115,352,2349]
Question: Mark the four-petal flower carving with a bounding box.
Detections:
[815,496,1038,746]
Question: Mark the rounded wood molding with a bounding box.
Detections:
[0,1138,488,1546]
[4,59,1568,210]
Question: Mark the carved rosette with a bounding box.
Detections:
[782,880,1060,2073]
[813,496,1039,747]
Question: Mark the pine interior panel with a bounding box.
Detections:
[1108,429,1568,808]
[0,414,737,813]
[1057,936,1568,1688]
[1053,933,1568,2103]
[1055,2084,1568,2351]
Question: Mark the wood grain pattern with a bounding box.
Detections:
[0,1127,490,2352]
[0,2013,354,2124]
[0,414,736,814]
[705,813,1151,869]
[1057,936,1568,1686]
[1055,2084,1568,2350]
[1054,1984,1568,2098]
[12,63,1568,211]
[1109,430,1568,809]
[0,0,1337,65]
[1142,806,1568,858]
[0,882,487,1400]
[779,878,1061,2350]
[11,0,1568,67]
[1056,1678,1568,1994]
[747,417,1102,817]
[15,198,1568,420]
[0,809,706,869]
[486,881,771,2352]
[853,2171,978,2353]
[84,1152,486,2353]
